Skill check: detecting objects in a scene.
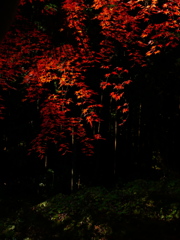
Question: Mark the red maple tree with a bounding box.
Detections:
[0,0,179,158]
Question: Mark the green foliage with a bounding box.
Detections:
[1,179,180,239]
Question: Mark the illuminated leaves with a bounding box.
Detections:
[0,0,180,157]
[100,82,112,90]
[110,92,124,101]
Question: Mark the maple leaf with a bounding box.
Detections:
[110,92,124,101]
[94,134,105,140]
[1,0,179,158]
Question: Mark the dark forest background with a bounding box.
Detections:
[1,46,180,194]
[0,1,180,239]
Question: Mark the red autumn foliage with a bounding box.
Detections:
[0,0,179,157]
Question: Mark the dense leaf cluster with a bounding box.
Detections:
[0,0,179,157]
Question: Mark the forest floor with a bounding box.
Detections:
[0,178,180,240]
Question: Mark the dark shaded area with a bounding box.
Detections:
[0,0,180,239]
[0,2,180,194]
[1,181,180,240]
[0,0,20,41]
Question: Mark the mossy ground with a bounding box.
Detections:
[1,179,180,240]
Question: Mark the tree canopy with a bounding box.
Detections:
[1,0,179,158]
